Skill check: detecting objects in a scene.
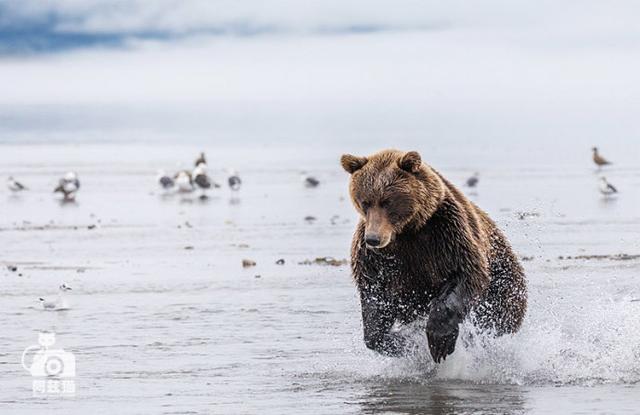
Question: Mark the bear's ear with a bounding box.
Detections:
[398,151,422,173]
[340,154,368,174]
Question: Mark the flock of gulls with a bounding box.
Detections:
[156,152,243,199]
[8,171,81,201]
[592,147,618,196]
[155,152,319,198]
[6,150,323,203]
[464,146,619,197]
[4,147,618,311]
[7,151,323,311]
[3,147,620,203]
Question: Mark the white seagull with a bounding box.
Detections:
[7,176,27,192]
[39,283,72,311]
[227,170,242,191]
[599,177,618,196]
[193,165,219,198]
[157,170,175,191]
[54,172,80,200]
[194,152,207,168]
[174,170,194,193]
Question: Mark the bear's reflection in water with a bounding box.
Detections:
[352,381,526,415]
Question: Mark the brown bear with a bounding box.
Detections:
[340,149,527,363]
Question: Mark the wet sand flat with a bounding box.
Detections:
[1,142,640,414]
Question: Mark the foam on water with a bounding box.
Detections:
[440,297,640,385]
[319,277,640,389]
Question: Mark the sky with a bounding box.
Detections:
[0,1,639,154]
[2,0,640,53]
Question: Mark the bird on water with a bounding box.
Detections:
[302,173,320,188]
[157,170,175,192]
[54,172,80,201]
[599,177,618,196]
[592,147,612,168]
[39,283,72,311]
[466,172,479,188]
[193,165,218,198]
[7,176,27,192]
[195,152,207,168]
[175,170,194,193]
[227,170,242,191]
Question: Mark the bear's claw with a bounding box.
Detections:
[426,300,462,363]
[427,328,458,363]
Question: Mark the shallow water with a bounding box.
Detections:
[1,141,639,414]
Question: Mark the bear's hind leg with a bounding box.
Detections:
[475,263,527,336]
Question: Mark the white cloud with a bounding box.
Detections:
[1,28,638,116]
[2,0,639,43]
[1,1,639,147]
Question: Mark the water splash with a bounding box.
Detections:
[346,290,640,386]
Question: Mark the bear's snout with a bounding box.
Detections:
[364,207,394,249]
[365,234,382,247]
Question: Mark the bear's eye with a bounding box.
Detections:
[388,211,401,222]
[379,199,390,208]
[361,201,371,211]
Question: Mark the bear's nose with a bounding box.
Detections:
[365,234,381,247]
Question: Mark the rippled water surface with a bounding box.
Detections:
[1,141,639,414]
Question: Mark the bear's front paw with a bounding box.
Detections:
[426,302,461,363]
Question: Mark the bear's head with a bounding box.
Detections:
[341,149,445,249]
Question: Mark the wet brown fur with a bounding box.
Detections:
[341,149,527,362]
